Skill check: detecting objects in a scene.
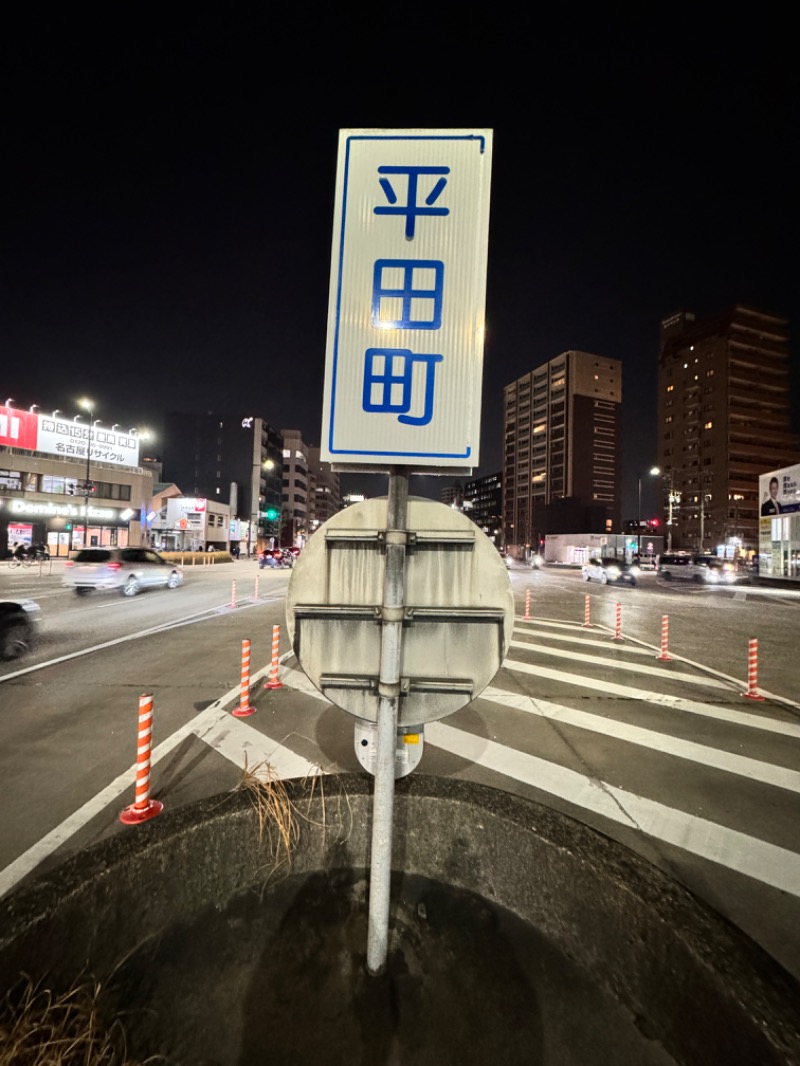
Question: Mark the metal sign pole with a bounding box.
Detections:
[366,465,409,975]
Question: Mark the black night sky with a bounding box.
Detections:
[2,12,796,518]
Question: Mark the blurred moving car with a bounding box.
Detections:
[658,552,741,584]
[63,547,184,597]
[0,598,41,660]
[581,557,639,587]
[259,548,299,569]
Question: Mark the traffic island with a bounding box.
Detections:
[0,775,798,1065]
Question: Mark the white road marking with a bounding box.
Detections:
[479,688,800,792]
[513,625,657,656]
[499,661,800,737]
[0,599,268,684]
[508,639,731,687]
[425,722,800,897]
[0,658,297,899]
[199,715,323,780]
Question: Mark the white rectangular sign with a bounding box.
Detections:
[321,128,493,470]
[0,404,140,467]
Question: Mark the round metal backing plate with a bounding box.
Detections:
[286,497,514,725]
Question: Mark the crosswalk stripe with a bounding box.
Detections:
[512,627,657,656]
[425,721,800,897]
[508,639,731,687]
[500,660,800,738]
[479,687,800,793]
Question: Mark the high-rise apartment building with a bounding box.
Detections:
[281,429,310,547]
[656,306,799,553]
[161,413,283,551]
[503,351,622,551]
[464,471,502,546]
[307,445,342,532]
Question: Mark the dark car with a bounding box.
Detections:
[0,598,41,660]
[581,557,639,587]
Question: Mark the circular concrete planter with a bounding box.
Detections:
[0,775,797,1065]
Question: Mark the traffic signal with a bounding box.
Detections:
[65,522,72,531]
[264,507,280,521]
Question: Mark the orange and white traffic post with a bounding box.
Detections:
[742,638,765,701]
[264,624,284,690]
[120,693,164,825]
[230,579,237,608]
[582,594,591,628]
[656,615,672,662]
[233,638,256,716]
[614,601,623,642]
[523,588,531,620]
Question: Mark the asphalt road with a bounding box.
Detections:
[1,556,799,984]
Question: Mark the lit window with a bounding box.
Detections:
[704,421,713,430]
[667,385,674,392]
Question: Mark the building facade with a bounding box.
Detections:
[149,492,232,553]
[463,471,502,546]
[0,403,152,557]
[656,306,799,555]
[306,446,341,535]
[161,413,284,554]
[281,429,310,547]
[503,351,622,553]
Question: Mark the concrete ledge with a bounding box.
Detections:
[0,775,798,1064]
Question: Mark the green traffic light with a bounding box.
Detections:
[264,508,280,521]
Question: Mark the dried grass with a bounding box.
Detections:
[0,973,165,1065]
[235,755,353,883]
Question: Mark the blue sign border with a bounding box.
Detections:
[326,133,488,460]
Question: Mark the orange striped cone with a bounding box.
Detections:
[233,638,256,716]
[614,602,623,642]
[264,624,284,690]
[120,694,164,824]
[656,615,672,662]
[742,638,765,701]
[582,594,591,628]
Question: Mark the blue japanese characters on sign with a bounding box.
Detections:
[363,349,444,427]
[321,129,493,469]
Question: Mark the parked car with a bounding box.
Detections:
[581,557,639,587]
[0,598,41,660]
[63,547,184,597]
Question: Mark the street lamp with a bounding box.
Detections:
[637,467,660,559]
[78,398,94,548]
[248,458,276,558]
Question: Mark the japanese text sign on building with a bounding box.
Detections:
[321,129,493,471]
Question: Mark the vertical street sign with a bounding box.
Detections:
[321,128,493,472]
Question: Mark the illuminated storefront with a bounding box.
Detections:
[757,464,800,582]
[0,403,152,557]
[149,496,231,552]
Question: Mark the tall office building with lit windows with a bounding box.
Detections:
[503,351,622,553]
[656,306,799,555]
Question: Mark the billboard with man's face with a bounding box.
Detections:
[759,465,800,517]
[0,405,140,467]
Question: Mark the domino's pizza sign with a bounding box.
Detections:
[321,128,493,471]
